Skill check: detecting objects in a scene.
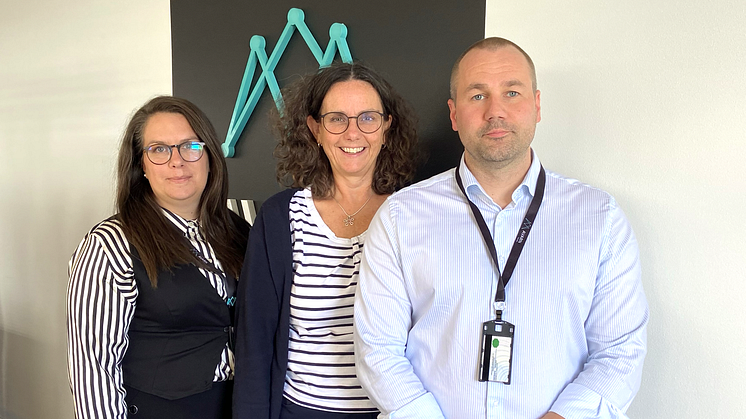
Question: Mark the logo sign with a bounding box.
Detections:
[222,8,354,157]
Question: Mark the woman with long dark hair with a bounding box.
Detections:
[67,96,250,418]
[233,62,418,419]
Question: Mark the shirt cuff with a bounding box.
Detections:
[388,392,446,419]
[550,383,628,419]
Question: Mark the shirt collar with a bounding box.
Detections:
[457,149,542,206]
[161,207,203,241]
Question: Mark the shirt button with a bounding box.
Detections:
[493,401,499,408]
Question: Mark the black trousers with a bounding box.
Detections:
[280,398,379,419]
[124,381,232,419]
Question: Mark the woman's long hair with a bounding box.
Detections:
[116,96,249,287]
[273,61,419,197]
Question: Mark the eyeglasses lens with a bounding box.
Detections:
[178,141,204,162]
[147,145,171,165]
[357,112,382,133]
[324,113,348,134]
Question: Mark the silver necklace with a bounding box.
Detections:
[332,194,373,227]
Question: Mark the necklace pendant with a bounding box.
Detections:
[332,194,372,228]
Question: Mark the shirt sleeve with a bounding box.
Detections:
[551,199,649,419]
[354,200,446,419]
[66,223,137,419]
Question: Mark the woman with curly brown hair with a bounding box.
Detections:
[233,62,418,419]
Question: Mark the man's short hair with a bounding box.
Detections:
[450,37,537,100]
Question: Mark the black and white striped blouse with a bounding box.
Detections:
[284,189,377,413]
[66,209,233,419]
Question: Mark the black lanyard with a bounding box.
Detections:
[163,211,237,307]
[455,164,546,320]
[188,243,238,350]
[187,243,237,307]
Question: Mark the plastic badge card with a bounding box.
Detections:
[479,320,515,384]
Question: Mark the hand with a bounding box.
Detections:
[540,413,565,419]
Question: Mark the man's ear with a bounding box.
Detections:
[447,98,458,132]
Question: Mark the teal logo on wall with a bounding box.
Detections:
[222,8,353,157]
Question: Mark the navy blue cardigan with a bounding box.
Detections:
[233,189,299,419]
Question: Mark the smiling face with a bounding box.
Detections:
[307,79,390,186]
[448,46,541,174]
[141,112,209,219]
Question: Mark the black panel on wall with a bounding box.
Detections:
[171,0,484,205]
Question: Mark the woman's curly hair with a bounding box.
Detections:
[272,61,418,197]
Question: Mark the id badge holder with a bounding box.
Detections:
[478,319,515,384]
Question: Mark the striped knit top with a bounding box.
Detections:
[283,188,377,413]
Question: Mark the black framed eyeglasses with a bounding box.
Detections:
[143,140,206,165]
[319,111,386,134]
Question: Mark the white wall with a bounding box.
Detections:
[0,1,171,417]
[486,0,746,417]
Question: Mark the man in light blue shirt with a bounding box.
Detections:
[354,37,648,419]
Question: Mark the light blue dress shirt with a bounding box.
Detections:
[354,152,648,419]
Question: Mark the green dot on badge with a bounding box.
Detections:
[492,338,499,348]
